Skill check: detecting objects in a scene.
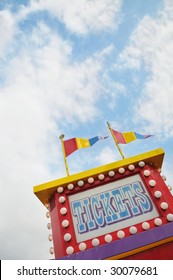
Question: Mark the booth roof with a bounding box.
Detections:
[33,148,164,206]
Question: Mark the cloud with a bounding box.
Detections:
[0,0,123,259]
[1,0,172,261]
[0,14,114,258]
[0,9,16,57]
[0,0,122,62]
[116,1,173,138]
[17,0,123,35]
[95,146,119,165]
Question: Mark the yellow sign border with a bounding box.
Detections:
[33,148,164,205]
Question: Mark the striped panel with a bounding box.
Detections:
[76,138,90,149]
[123,132,136,143]
[89,136,99,146]
[112,129,126,144]
[64,138,78,157]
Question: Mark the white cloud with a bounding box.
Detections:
[95,146,119,165]
[0,19,113,259]
[18,0,122,35]
[0,0,122,61]
[0,10,16,57]
[0,0,122,258]
[117,1,173,137]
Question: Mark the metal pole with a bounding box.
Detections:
[107,122,125,159]
[59,134,70,176]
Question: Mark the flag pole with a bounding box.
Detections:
[59,134,70,176]
[107,122,125,159]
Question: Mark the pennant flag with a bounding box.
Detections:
[111,129,153,144]
[64,136,108,157]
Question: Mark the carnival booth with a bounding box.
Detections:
[33,148,173,260]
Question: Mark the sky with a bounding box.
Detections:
[0,0,173,260]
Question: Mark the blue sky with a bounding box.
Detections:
[0,0,173,259]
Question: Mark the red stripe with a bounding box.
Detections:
[112,129,126,144]
[64,138,78,156]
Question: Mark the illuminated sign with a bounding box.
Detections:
[33,148,173,259]
[69,174,159,242]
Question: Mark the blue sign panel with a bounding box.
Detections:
[69,174,159,242]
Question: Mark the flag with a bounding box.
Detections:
[111,129,153,144]
[64,136,108,157]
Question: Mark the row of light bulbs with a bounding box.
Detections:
[45,161,173,256]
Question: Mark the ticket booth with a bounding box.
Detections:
[33,148,173,259]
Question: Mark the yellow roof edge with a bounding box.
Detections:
[33,148,164,206]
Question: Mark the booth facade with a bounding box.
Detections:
[33,148,173,259]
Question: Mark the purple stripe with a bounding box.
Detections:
[58,222,173,260]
